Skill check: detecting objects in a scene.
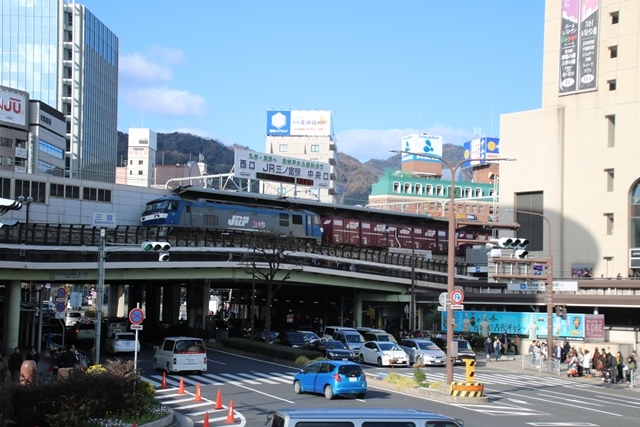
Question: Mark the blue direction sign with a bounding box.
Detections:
[129,308,144,325]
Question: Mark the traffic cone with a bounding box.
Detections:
[214,389,223,410]
[160,371,167,388]
[203,412,210,427]
[194,383,202,402]
[225,400,235,423]
[177,377,185,394]
[132,423,136,427]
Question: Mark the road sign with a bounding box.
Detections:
[130,324,143,330]
[451,290,464,305]
[129,308,145,325]
[56,287,67,298]
[55,302,66,313]
[437,306,446,311]
[451,304,464,310]
[438,292,448,307]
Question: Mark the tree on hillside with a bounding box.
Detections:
[239,231,303,343]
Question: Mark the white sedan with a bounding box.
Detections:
[359,341,409,367]
[104,332,140,354]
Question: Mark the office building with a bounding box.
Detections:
[499,0,639,278]
[0,0,119,182]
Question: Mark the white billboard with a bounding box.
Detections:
[0,87,27,126]
[234,148,331,188]
[266,110,333,136]
[401,134,443,163]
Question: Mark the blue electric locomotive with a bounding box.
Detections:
[141,195,323,242]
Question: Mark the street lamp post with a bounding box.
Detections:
[18,195,33,243]
[507,209,554,358]
[390,149,514,384]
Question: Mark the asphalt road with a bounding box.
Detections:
[113,344,640,427]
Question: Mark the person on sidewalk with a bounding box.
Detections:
[493,336,501,361]
[484,337,492,361]
[8,347,23,383]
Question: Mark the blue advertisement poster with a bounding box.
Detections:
[441,310,585,340]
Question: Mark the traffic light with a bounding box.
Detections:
[465,359,476,383]
[487,237,529,258]
[141,241,171,261]
[512,238,529,259]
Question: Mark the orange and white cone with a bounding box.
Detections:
[225,400,235,423]
[194,383,202,402]
[203,412,210,427]
[214,389,223,410]
[177,377,185,394]
[160,371,167,389]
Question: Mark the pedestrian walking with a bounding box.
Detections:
[484,336,492,361]
[26,346,40,365]
[493,336,501,361]
[8,347,23,383]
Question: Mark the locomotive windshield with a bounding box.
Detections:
[143,199,177,214]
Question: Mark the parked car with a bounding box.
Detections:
[363,331,397,344]
[359,341,409,367]
[258,330,279,343]
[104,332,140,354]
[153,337,207,374]
[73,320,96,341]
[293,360,367,400]
[276,331,309,348]
[299,330,320,344]
[310,340,358,361]
[399,338,446,365]
[433,337,477,365]
[333,330,365,353]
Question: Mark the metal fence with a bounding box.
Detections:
[520,354,561,375]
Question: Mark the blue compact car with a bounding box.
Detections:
[293,360,367,400]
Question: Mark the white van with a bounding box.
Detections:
[267,408,464,426]
[322,326,357,339]
[153,337,207,374]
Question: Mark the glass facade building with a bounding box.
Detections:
[0,0,119,183]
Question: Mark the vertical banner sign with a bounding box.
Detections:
[559,0,600,94]
[578,0,599,91]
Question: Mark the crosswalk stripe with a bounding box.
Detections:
[216,373,261,384]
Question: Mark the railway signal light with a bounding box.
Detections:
[141,241,171,261]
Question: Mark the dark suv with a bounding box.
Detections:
[433,337,476,365]
[276,331,308,348]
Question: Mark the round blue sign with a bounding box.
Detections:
[129,308,144,325]
[56,302,66,313]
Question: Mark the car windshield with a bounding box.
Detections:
[379,342,400,351]
[286,332,306,343]
[301,331,319,341]
[418,341,440,351]
[325,341,346,350]
[345,334,364,343]
[457,340,471,350]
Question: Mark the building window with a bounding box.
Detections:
[606,114,616,147]
[7,157,12,166]
[129,170,132,175]
[609,45,618,58]
[129,160,133,165]
[515,191,544,251]
[38,140,65,159]
[605,213,614,235]
[630,181,640,247]
[279,144,288,152]
[415,183,422,194]
[311,145,319,152]
[138,170,143,175]
[277,187,286,196]
[436,185,444,196]
[393,182,401,193]
[404,183,412,194]
[0,137,12,147]
[608,80,617,91]
[138,160,144,165]
[464,187,472,197]
[606,169,614,192]
[139,138,148,145]
[0,156,3,165]
[611,11,619,25]
[425,184,433,195]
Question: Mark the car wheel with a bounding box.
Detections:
[293,380,302,394]
[324,385,334,400]
[377,357,383,367]
[356,393,366,399]
[359,354,365,364]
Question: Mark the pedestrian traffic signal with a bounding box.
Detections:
[141,241,171,261]
[465,359,476,382]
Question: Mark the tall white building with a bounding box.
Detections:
[499,0,640,279]
[0,0,119,183]
[123,128,156,187]
[264,110,338,203]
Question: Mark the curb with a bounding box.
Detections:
[366,377,490,403]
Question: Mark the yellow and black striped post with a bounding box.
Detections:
[450,381,484,397]
[465,359,476,383]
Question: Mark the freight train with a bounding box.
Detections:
[141,194,488,254]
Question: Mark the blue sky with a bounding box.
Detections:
[81,1,545,162]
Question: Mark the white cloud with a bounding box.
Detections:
[336,126,474,162]
[127,87,208,117]
[120,53,173,83]
[148,45,186,64]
